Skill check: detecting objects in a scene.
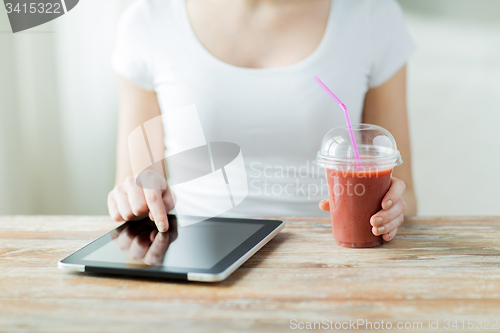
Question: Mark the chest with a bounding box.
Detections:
[185,0,331,69]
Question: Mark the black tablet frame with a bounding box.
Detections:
[59,215,284,281]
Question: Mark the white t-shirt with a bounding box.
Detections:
[112,0,416,217]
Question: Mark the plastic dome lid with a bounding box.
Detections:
[316,124,402,170]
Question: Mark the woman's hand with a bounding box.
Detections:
[107,170,174,232]
[319,177,407,242]
[368,177,406,241]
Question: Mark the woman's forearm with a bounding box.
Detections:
[362,65,417,216]
[115,77,164,185]
[402,186,417,216]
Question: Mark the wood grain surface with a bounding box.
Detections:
[1,215,500,333]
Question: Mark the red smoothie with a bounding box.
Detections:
[326,167,393,248]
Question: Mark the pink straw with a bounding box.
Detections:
[314,76,361,163]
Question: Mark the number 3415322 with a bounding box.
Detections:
[5,2,62,14]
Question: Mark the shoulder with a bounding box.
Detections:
[119,0,153,30]
[119,0,174,31]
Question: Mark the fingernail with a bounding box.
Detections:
[320,199,327,204]
[385,200,393,209]
[373,216,383,225]
[377,226,385,234]
[157,221,167,232]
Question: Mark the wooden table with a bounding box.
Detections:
[2,216,500,332]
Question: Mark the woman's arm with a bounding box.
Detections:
[108,77,173,232]
[115,77,164,184]
[362,65,417,216]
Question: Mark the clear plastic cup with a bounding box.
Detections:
[316,124,403,248]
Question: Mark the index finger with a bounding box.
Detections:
[143,188,169,232]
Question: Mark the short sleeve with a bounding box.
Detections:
[111,0,154,91]
[368,0,416,88]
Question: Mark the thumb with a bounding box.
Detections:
[319,199,330,212]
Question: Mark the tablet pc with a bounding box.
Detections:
[58,215,284,282]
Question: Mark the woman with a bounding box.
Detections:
[108,0,417,242]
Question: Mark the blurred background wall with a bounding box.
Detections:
[0,0,499,216]
[0,0,135,215]
[399,0,500,215]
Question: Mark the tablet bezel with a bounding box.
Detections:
[58,215,284,282]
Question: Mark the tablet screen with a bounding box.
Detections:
[81,217,264,270]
